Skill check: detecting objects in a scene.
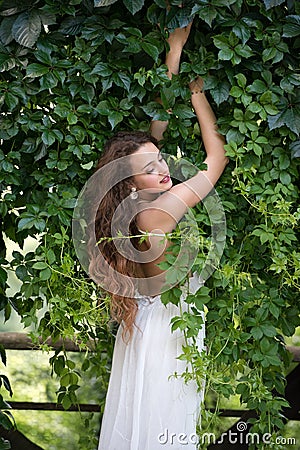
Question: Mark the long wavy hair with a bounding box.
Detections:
[88,131,158,340]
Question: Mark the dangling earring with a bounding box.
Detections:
[130,187,138,200]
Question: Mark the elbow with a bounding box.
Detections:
[219,152,229,170]
[217,154,229,178]
[221,156,229,175]
[222,140,229,167]
[218,156,229,178]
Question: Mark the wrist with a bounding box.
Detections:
[191,90,205,101]
[166,45,183,59]
[165,52,181,77]
[191,90,207,107]
[189,77,205,97]
[190,88,204,95]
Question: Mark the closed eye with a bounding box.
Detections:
[144,152,164,173]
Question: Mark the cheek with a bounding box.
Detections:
[134,174,158,189]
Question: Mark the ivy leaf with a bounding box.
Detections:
[26,63,48,78]
[59,16,85,35]
[252,226,274,244]
[235,44,253,58]
[172,104,195,119]
[248,79,267,94]
[0,345,6,366]
[61,393,72,410]
[32,261,48,270]
[193,4,217,27]
[160,86,175,109]
[213,35,229,51]
[41,131,53,146]
[210,81,230,105]
[280,171,291,185]
[96,100,110,115]
[232,21,251,45]
[108,111,123,129]
[268,104,300,136]
[94,0,118,5]
[251,326,263,340]
[0,411,14,430]
[166,5,194,30]
[0,0,29,17]
[141,101,170,121]
[262,0,285,9]
[117,72,131,91]
[141,42,159,62]
[39,10,56,27]
[280,73,300,93]
[283,15,300,37]
[40,268,52,280]
[122,0,144,15]
[18,215,46,232]
[0,268,7,286]
[4,92,18,110]
[15,265,28,281]
[290,140,300,158]
[91,62,113,77]
[0,375,13,397]
[12,10,41,48]
[0,16,14,45]
[0,52,16,72]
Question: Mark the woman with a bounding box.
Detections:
[89,23,227,450]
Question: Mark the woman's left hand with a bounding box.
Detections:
[166,21,193,52]
[189,77,204,95]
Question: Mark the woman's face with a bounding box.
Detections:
[131,142,172,197]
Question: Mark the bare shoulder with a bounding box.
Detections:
[136,187,192,234]
[136,203,175,234]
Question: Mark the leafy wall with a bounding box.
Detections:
[0,0,299,448]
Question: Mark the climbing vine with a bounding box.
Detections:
[0,0,299,448]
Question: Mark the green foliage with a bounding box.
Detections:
[0,346,14,449]
[0,0,299,448]
[1,350,101,450]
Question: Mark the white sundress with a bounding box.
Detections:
[98,273,205,450]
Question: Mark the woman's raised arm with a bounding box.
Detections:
[139,85,228,235]
[150,23,192,142]
[189,77,228,188]
[138,22,228,234]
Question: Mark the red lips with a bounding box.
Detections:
[160,175,170,183]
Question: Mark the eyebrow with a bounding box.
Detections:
[142,152,161,170]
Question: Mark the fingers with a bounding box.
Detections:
[166,21,193,49]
